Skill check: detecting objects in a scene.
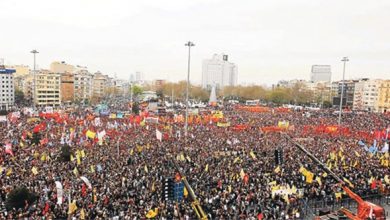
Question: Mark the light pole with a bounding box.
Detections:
[184,41,195,137]
[30,49,39,109]
[338,57,349,125]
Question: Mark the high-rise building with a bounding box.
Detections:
[74,70,93,103]
[202,54,237,89]
[378,80,390,113]
[50,61,75,74]
[92,71,108,99]
[35,71,61,107]
[6,65,29,77]
[332,80,357,108]
[353,79,380,112]
[135,72,143,82]
[0,65,15,110]
[310,65,331,83]
[60,72,74,103]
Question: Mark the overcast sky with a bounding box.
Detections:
[1,0,389,85]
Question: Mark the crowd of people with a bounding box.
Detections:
[0,104,389,219]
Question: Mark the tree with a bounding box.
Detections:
[6,187,37,210]
[131,85,143,97]
[14,89,25,104]
[323,100,332,108]
[266,88,290,104]
[132,102,140,114]
[60,145,71,162]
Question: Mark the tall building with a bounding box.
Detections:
[35,71,61,107]
[92,71,108,100]
[202,54,238,89]
[0,65,15,110]
[332,80,357,108]
[74,70,93,103]
[310,65,331,83]
[378,80,390,113]
[135,72,143,82]
[60,72,74,103]
[6,65,29,77]
[50,61,75,74]
[353,79,380,112]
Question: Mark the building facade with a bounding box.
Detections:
[74,70,93,103]
[50,61,75,74]
[0,66,15,110]
[310,65,331,83]
[377,80,390,113]
[332,80,357,108]
[35,71,61,107]
[202,54,238,89]
[60,72,74,103]
[92,72,108,100]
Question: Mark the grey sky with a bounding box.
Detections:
[1,0,389,85]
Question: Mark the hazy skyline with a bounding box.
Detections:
[1,0,390,85]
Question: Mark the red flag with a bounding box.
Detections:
[82,183,87,197]
[5,143,14,156]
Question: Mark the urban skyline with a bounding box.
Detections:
[1,0,390,85]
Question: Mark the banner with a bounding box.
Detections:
[55,181,63,205]
[217,122,230,127]
[86,130,96,139]
[156,129,162,141]
[80,176,92,189]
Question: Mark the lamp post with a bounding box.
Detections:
[30,49,39,109]
[338,57,349,125]
[184,41,195,137]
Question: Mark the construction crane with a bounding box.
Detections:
[283,134,385,220]
[172,161,208,220]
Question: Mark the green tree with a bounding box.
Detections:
[14,89,25,104]
[131,85,143,97]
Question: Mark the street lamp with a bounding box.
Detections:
[30,49,39,109]
[184,41,195,137]
[338,57,349,125]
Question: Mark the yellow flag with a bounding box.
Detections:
[70,154,74,161]
[354,151,360,157]
[6,168,12,176]
[316,176,322,186]
[268,181,277,185]
[20,142,24,147]
[32,166,38,175]
[183,187,188,197]
[86,130,96,139]
[76,154,81,165]
[151,182,155,192]
[306,172,314,184]
[81,150,86,158]
[284,194,290,204]
[130,149,134,155]
[274,166,281,173]
[291,185,297,194]
[146,208,158,218]
[250,151,256,160]
[73,167,79,176]
[335,192,342,200]
[90,165,95,173]
[0,166,3,174]
[204,164,209,172]
[384,175,390,184]
[233,157,240,164]
[343,178,354,188]
[228,185,232,193]
[80,208,86,220]
[353,160,358,168]
[40,153,47,161]
[240,169,245,179]
[68,200,78,214]
[180,153,185,161]
[144,165,148,173]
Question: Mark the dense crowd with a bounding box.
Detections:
[0,105,389,219]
